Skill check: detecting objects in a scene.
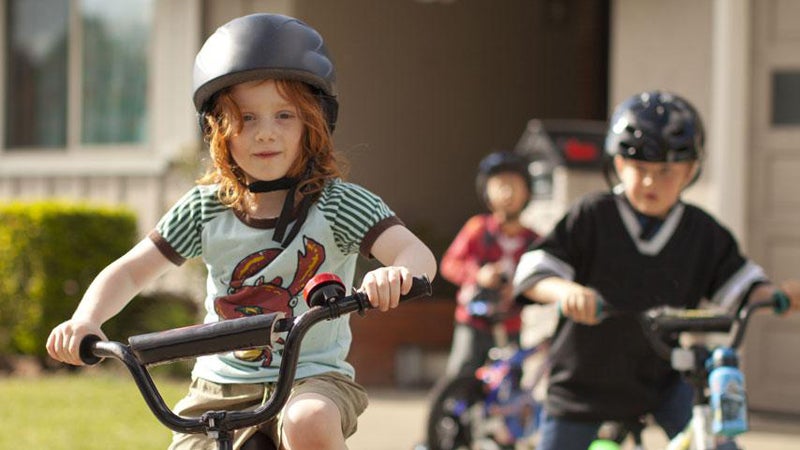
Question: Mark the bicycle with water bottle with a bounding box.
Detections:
[586,290,793,450]
[78,273,432,450]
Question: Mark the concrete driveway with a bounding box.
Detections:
[348,388,800,450]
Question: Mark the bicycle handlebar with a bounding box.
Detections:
[639,295,784,362]
[82,313,286,366]
[77,274,432,437]
[556,291,787,364]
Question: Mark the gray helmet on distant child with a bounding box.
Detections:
[192,13,338,131]
[605,91,704,163]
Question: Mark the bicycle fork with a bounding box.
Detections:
[666,405,739,450]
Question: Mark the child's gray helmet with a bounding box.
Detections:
[605,91,704,163]
[192,13,338,131]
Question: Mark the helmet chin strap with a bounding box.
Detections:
[246,175,312,248]
[247,177,299,193]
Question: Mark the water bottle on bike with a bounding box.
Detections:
[707,348,748,438]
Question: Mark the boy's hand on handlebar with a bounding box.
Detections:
[46,319,107,366]
[559,285,602,325]
[359,266,412,312]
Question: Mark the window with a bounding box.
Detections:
[4,0,153,149]
[5,0,68,147]
[772,71,800,126]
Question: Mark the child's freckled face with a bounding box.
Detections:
[227,79,304,182]
[614,156,696,218]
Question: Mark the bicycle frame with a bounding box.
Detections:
[79,274,432,450]
[423,290,551,450]
[423,344,546,450]
[661,404,717,450]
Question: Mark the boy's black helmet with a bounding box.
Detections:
[605,91,704,163]
[193,13,338,130]
[475,151,533,201]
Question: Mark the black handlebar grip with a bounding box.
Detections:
[401,275,433,302]
[352,275,432,315]
[128,313,283,365]
[79,334,104,365]
[651,313,733,333]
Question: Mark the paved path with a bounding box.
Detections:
[348,389,800,450]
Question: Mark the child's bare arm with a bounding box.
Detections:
[46,238,176,365]
[362,224,437,312]
[781,280,800,312]
[747,279,800,313]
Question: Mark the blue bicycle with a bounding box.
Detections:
[422,297,548,450]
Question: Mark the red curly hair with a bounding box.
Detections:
[197,79,347,211]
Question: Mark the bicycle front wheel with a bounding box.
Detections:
[425,375,486,450]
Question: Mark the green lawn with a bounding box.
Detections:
[1,371,190,449]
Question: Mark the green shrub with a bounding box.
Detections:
[0,201,137,358]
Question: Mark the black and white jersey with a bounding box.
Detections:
[514,191,767,421]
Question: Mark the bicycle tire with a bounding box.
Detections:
[714,440,741,450]
[425,375,487,450]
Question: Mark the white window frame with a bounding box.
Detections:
[0,0,201,177]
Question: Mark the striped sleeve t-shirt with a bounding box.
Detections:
[148,179,403,384]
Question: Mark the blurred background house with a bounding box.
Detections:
[1,0,798,414]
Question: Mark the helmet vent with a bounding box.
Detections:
[605,91,704,164]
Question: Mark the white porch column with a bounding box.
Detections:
[709,0,751,247]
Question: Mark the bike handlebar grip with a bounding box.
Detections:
[402,275,433,302]
[556,297,606,320]
[772,289,791,314]
[651,314,733,333]
[79,334,104,365]
[128,313,284,365]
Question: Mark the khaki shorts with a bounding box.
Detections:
[168,372,368,450]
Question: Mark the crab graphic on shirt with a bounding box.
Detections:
[213,236,326,366]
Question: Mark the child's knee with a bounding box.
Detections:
[282,394,344,448]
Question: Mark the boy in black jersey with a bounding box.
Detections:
[513,91,800,450]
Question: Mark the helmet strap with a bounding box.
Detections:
[248,177,299,193]
[271,182,313,248]
[252,166,314,248]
